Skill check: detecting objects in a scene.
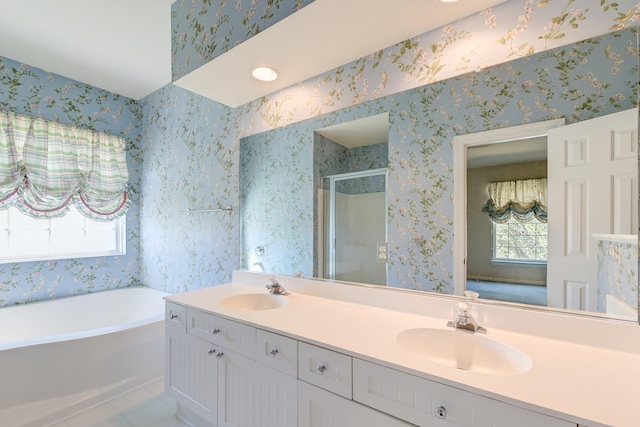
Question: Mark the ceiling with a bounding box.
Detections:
[0,0,507,104]
[176,0,509,107]
[316,113,389,149]
[0,0,174,101]
[467,136,548,169]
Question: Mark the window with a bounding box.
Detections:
[0,206,125,263]
[0,110,130,263]
[493,216,547,263]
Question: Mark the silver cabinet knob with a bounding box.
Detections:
[208,349,216,356]
[268,348,278,357]
[169,313,178,320]
[211,328,221,335]
[316,365,326,375]
[434,406,447,420]
[216,351,224,359]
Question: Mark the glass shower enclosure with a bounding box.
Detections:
[320,168,387,286]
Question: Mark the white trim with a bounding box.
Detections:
[592,233,638,245]
[491,259,547,267]
[453,119,565,296]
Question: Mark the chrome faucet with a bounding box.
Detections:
[266,277,289,295]
[447,291,486,333]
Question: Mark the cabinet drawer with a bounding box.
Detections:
[299,342,352,399]
[257,330,298,377]
[299,381,413,427]
[187,308,256,359]
[165,302,187,332]
[353,359,573,427]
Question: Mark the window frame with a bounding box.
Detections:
[491,216,547,265]
[0,206,126,264]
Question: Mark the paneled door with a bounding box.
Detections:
[547,108,638,311]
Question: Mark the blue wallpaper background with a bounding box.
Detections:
[0,0,638,305]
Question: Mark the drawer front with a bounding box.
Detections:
[299,342,352,399]
[165,302,187,332]
[187,308,256,359]
[257,329,298,377]
[353,359,573,427]
[299,381,413,427]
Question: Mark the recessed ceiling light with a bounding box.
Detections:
[252,66,279,82]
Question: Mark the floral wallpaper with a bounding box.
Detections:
[597,238,638,314]
[234,0,640,135]
[171,0,314,81]
[0,0,638,309]
[239,124,313,278]
[139,84,238,293]
[0,58,141,306]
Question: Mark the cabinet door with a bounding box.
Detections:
[299,381,412,427]
[166,328,218,425]
[218,349,297,427]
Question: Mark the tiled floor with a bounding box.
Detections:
[51,380,191,427]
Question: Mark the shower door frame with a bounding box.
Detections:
[324,168,388,283]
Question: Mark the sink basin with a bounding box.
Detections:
[219,293,288,311]
[397,328,531,375]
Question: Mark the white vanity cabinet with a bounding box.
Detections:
[165,303,297,427]
[166,296,581,427]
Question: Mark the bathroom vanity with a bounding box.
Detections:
[164,271,640,427]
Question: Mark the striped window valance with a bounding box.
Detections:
[0,110,129,221]
[481,178,547,223]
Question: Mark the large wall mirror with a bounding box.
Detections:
[240,28,639,323]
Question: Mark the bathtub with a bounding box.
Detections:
[0,286,170,427]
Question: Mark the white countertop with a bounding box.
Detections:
[165,271,640,427]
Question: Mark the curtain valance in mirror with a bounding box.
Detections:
[482,178,547,224]
[0,110,129,221]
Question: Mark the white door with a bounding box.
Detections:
[547,108,638,311]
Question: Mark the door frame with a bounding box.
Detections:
[452,119,565,296]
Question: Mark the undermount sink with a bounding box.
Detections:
[397,328,532,375]
[219,293,288,311]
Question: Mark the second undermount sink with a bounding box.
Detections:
[219,293,288,311]
[397,328,532,375]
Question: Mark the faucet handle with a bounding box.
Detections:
[457,301,470,317]
[464,290,479,301]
